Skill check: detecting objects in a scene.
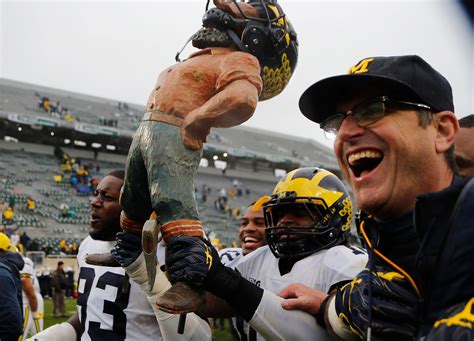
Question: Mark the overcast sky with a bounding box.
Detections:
[1,0,472,149]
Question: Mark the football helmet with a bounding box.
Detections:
[263,167,353,258]
[200,0,298,101]
[0,232,17,252]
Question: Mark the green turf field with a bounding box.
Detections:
[42,298,232,340]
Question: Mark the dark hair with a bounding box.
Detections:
[58,261,64,266]
[459,114,474,128]
[416,110,457,172]
[106,170,125,181]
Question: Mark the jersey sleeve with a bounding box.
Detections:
[320,245,368,293]
[249,290,330,340]
[20,257,34,278]
[216,52,262,95]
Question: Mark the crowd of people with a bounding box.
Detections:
[1,2,473,339]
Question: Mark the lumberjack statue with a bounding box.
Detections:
[87,0,298,323]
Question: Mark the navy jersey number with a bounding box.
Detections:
[77,267,131,340]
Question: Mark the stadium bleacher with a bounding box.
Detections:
[0,77,340,253]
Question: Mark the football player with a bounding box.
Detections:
[218,202,266,338]
[165,167,368,340]
[30,170,211,340]
[20,256,44,340]
[219,202,267,267]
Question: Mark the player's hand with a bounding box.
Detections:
[167,236,220,287]
[111,231,142,267]
[335,265,418,340]
[278,283,327,315]
[425,299,474,340]
[167,235,242,299]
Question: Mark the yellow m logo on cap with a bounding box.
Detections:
[348,58,374,74]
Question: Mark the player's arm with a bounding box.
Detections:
[167,236,331,339]
[197,292,235,318]
[26,312,79,341]
[21,276,38,313]
[112,232,212,340]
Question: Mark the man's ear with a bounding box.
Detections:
[213,0,259,18]
[435,111,459,154]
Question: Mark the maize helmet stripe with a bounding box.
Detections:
[273,168,343,208]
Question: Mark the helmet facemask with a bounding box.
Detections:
[264,195,346,259]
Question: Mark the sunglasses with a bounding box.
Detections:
[320,96,432,139]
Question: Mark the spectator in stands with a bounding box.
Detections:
[0,199,7,215]
[38,96,50,113]
[0,233,24,340]
[455,114,474,176]
[51,261,67,318]
[232,206,240,221]
[20,231,32,251]
[2,206,14,226]
[26,196,36,211]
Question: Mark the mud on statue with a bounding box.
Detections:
[87,0,298,319]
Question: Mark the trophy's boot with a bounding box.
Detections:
[121,211,146,236]
[156,219,205,314]
[155,282,206,314]
[86,252,120,267]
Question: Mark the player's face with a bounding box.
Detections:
[334,94,441,219]
[239,206,266,255]
[455,127,474,177]
[275,206,314,235]
[90,175,123,241]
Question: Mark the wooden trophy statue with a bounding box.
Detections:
[87,0,298,323]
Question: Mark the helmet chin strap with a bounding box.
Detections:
[226,28,249,52]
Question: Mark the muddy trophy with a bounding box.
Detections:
[87,0,298,332]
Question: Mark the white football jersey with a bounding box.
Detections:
[236,245,368,340]
[219,247,243,268]
[77,236,162,341]
[20,257,41,305]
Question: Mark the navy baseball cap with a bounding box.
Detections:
[299,55,454,124]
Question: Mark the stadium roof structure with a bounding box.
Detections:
[0,78,338,172]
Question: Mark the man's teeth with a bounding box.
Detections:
[348,150,382,165]
[244,237,258,243]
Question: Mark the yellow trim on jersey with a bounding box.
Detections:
[20,273,31,278]
[19,306,29,341]
[34,317,41,333]
[434,298,474,329]
[360,221,420,296]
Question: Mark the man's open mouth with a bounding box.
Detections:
[242,236,258,243]
[347,149,383,177]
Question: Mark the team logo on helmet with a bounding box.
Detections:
[262,167,353,258]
